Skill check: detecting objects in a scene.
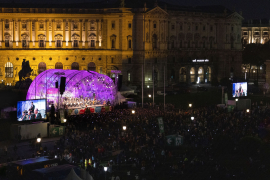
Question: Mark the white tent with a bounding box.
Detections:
[117,92,126,104]
[65,168,82,180]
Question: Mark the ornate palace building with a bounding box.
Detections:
[0,1,243,87]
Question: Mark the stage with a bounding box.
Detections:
[65,105,112,115]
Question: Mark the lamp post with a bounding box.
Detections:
[104,166,108,180]
[235,98,238,102]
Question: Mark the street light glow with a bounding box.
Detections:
[148,94,151,98]
[191,116,194,120]
[104,167,108,172]
[123,126,126,130]
[37,138,41,143]
[63,119,67,123]
[235,98,238,101]
[132,110,135,114]
[189,104,192,107]
[246,109,250,113]
[147,85,149,88]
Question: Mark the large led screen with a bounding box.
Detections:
[17,99,46,121]
[232,82,247,97]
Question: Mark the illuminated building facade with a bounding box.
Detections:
[0,2,243,87]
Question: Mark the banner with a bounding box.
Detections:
[157,117,164,134]
[60,109,65,123]
[166,135,184,146]
[50,126,65,137]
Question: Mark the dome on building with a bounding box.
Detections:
[26,69,116,106]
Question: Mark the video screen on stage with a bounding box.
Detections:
[17,99,46,121]
[232,82,247,97]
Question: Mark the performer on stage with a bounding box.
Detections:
[29,102,35,113]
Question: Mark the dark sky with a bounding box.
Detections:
[1,0,269,20]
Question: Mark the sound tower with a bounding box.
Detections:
[117,75,122,91]
[60,77,66,95]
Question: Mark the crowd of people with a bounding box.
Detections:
[4,102,270,179]
[36,102,269,179]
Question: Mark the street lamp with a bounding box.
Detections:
[189,104,192,108]
[148,78,151,80]
[246,109,250,113]
[104,167,108,180]
[123,126,127,131]
[63,119,67,123]
[37,137,41,143]
[191,116,194,120]
[147,85,149,88]
[148,94,151,98]
[132,110,135,114]
[235,98,238,101]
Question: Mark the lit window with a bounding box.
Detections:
[5,62,13,78]
[128,72,131,81]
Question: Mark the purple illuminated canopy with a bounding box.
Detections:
[26,69,116,107]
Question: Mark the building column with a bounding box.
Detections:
[51,19,55,48]
[2,20,5,49]
[29,19,33,48]
[12,19,16,48]
[18,20,22,48]
[35,20,38,47]
[96,19,99,48]
[68,19,72,48]
[63,19,66,48]
[79,20,82,48]
[85,19,88,49]
[46,19,49,48]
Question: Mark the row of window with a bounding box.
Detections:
[4,39,132,49]
[152,23,215,32]
[111,22,132,29]
[4,62,98,78]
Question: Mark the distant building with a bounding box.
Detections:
[241,19,268,81]
[0,1,243,87]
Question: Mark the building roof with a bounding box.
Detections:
[0,0,233,15]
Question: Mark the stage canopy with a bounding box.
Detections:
[26,69,116,107]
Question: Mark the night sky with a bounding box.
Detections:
[1,0,269,20]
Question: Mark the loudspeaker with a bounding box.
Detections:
[60,77,66,95]
[117,75,122,91]
[55,81,58,88]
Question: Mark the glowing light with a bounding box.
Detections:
[148,94,151,98]
[37,138,41,143]
[189,104,192,107]
[123,126,126,130]
[147,85,149,88]
[104,167,108,172]
[63,119,67,123]
[132,110,135,114]
[246,109,250,113]
[235,98,238,101]
[191,116,194,120]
